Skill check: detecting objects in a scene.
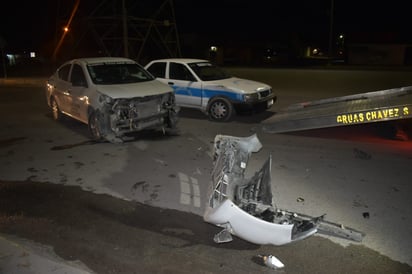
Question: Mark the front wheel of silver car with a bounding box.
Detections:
[88,111,104,141]
[208,97,234,122]
[50,97,63,121]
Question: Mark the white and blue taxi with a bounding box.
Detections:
[145,58,276,121]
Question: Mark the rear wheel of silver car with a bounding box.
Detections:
[50,97,63,121]
[88,111,104,141]
[208,97,234,122]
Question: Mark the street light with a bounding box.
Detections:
[52,0,79,61]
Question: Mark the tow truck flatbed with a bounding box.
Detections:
[262,86,412,134]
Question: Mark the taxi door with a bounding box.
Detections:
[167,62,202,108]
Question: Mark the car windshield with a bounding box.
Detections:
[87,62,154,85]
[188,62,231,81]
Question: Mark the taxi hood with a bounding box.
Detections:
[204,77,271,94]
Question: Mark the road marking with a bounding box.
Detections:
[178,172,200,207]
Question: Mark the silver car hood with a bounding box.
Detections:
[96,80,173,99]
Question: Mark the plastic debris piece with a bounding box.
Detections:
[213,228,233,243]
[296,197,305,202]
[259,254,285,269]
[363,212,370,219]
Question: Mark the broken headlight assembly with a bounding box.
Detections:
[99,93,114,104]
[161,92,176,108]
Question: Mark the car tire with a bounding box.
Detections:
[50,97,63,121]
[88,111,104,141]
[208,97,234,122]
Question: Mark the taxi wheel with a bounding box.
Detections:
[209,97,234,122]
[88,111,104,141]
[50,97,63,121]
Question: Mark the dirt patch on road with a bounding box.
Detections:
[0,180,410,274]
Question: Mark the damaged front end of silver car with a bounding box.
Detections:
[95,92,179,143]
[203,134,364,245]
[109,92,179,133]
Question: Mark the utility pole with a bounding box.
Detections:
[122,0,129,57]
[328,0,334,64]
[0,39,6,78]
[73,0,181,61]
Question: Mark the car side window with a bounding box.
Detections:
[58,64,71,81]
[70,64,87,87]
[170,63,196,81]
[146,62,166,78]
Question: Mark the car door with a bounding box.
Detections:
[67,63,89,123]
[51,63,72,114]
[146,61,167,79]
[167,62,202,108]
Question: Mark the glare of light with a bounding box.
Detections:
[79,96,89,104]
[312,48,319,55]
[210,46,218,52]
[30,52,36,58]
[6,54,16,65]
[339,34,344,39]
[64,26,69,32]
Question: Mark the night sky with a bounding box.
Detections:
[1,0,410,53]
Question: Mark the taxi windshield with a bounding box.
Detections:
[188,62,231,81]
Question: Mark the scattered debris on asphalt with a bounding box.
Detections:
[259,254,285,270]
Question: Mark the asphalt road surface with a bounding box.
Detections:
[1,68,412,273]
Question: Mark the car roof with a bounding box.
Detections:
[70,57,137,65]
[149,58,209,64]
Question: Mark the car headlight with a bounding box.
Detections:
[243,93,259,102]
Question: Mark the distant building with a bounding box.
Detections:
[346,43,412,66]
[345,31,412,66]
